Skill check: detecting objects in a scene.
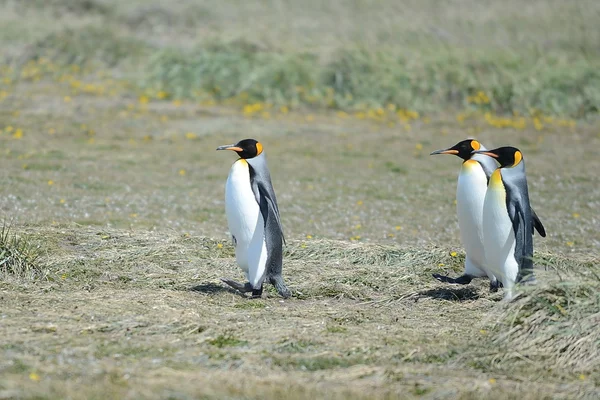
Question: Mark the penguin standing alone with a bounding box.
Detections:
[473,146,545,300]
[430,139,501,291]
[217,139,291,299]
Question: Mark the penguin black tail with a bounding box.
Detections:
[269,275,291,299]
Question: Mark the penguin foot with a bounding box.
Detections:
[489,279,503,292]
[432,273,473,285]
[220,278,253,294]
[251,286,263,299]
[269,275,291,299]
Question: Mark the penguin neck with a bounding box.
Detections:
[490,169,503,188]
[500,161,526,180]
[245,152,267,172]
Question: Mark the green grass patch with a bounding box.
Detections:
[233,301,266,310]
[208,333,247,348]
[140,41,600,117]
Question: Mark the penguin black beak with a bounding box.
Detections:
[472,150,498,158]
[216,144,243,152]
[430,148,459,156]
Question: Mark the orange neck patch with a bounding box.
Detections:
[463,159,479,168]
[471,140,481,151]
[256,142,263,155]
[490,169,503,187]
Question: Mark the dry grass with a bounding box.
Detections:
[1,1,600,399]
[480,262,600,375]
[1,226,598,399]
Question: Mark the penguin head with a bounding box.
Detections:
[473,146,523,168]
[216,139,263,159]
[430,139,482,161]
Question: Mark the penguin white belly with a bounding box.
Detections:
[482,171,519,299]
[456,160,489,277]
[224,160,268,289]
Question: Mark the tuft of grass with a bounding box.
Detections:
[208,333,247,348]
[480,264,600,376]
[0,223,42,279]
[233,301,266,310]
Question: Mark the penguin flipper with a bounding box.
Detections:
[509,199,534,281]
[249,168,286,245]
[258,184,290,298]
[530,207,546,237]
[257,183,286,245]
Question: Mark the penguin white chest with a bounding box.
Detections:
[456,160,488,272]
[482,170,518,292]
[224,159,268,287]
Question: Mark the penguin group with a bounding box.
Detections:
[217,137,545,301]
[430,140,545,300]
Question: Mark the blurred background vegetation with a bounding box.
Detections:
[1,0,599,117]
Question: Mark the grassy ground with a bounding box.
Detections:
[1,1,600,399]
[2,0,600,116]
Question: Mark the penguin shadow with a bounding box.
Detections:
[189,282,229,295]
[418,286,480,302]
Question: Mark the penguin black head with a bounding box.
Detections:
[216,138,263,159]
[473,146,523,168]
[430,139,482,161]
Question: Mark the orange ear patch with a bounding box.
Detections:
[513,150,522,167]
[471,140,481,151]
[256,142,263,155]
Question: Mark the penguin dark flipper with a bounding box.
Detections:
[530,207,546,237]
[220,278,253,294]
[432,273,473,285]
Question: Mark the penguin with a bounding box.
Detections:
[472,146,545,300]
[216,138,291,299]
[430,139,501,291]
[430,140,546,292]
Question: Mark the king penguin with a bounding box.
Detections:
[217,138,291,299]
[430,139,501,291]
[473,146,545,300]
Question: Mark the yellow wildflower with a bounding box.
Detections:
[29,372,41,382]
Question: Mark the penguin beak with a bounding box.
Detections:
[430,148,459,156]
[216,144,243,152]
[472,150,498,158]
